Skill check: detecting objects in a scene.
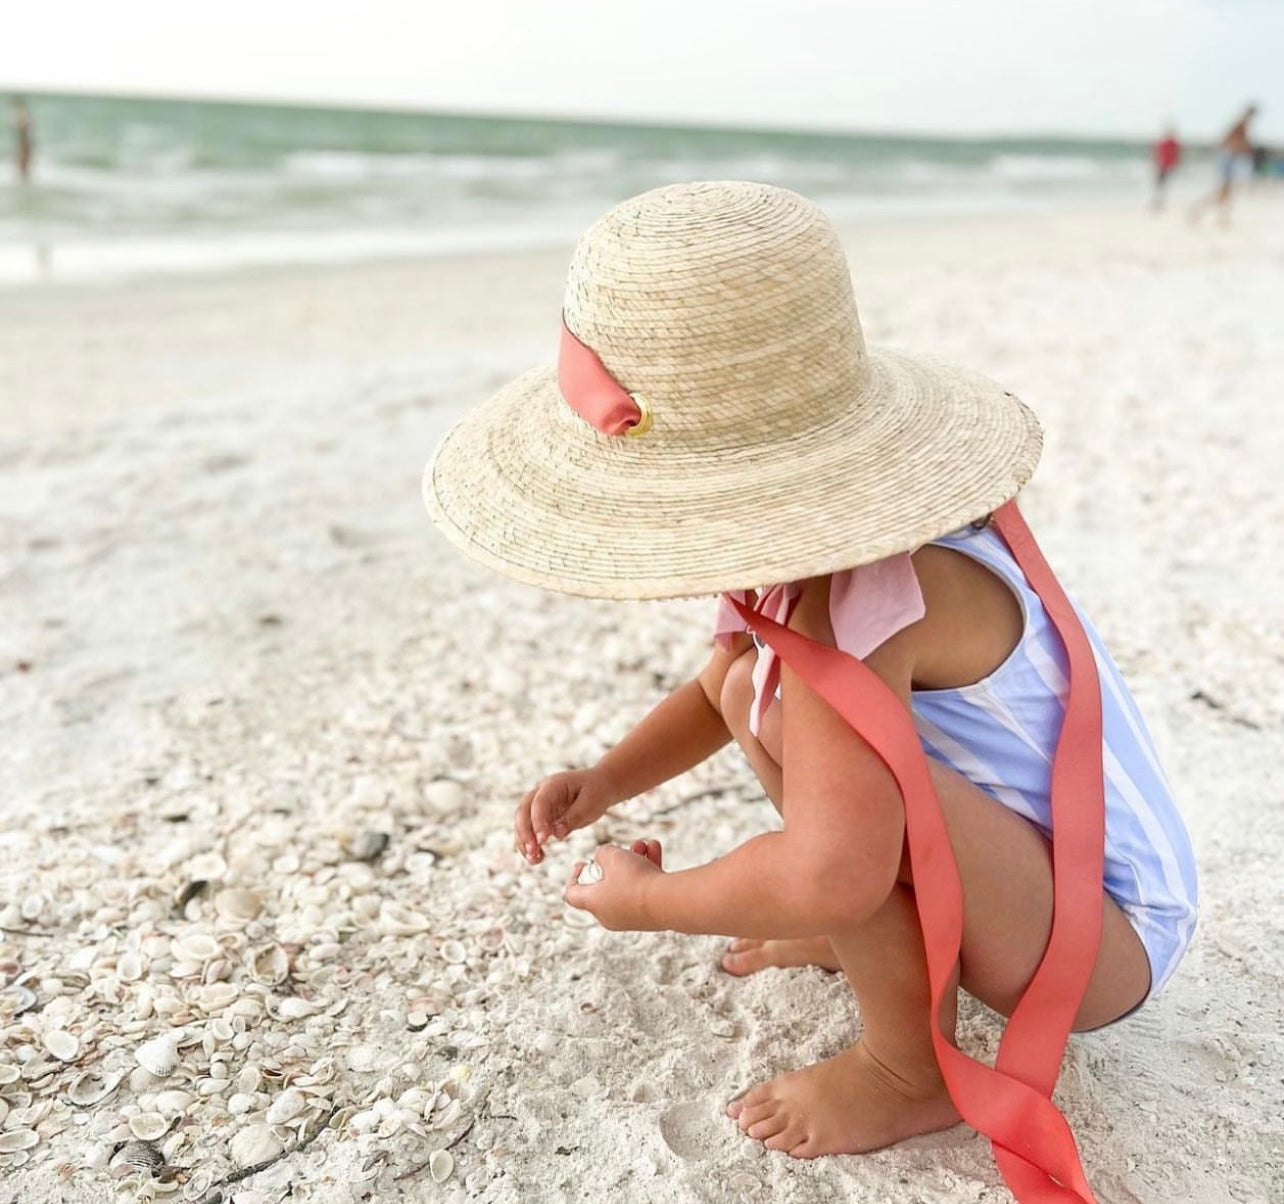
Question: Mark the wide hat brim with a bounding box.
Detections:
[424,347,1041,601]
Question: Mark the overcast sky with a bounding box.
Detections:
[3,0,1281,140]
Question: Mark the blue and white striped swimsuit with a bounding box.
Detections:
[913,525,1198,995]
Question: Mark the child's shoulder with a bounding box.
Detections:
[903,537,1024,690]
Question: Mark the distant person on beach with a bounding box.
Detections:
[1151,126,1182,209]
[1190,104,1259,224]
[10,97,33,184]
[424,182,1198,1195]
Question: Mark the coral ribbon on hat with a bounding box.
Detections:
[558,318,646,436]
[730,499,1105,1204]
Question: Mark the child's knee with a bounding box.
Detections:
[719,648,756,737]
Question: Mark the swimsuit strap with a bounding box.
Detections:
[730,499,1104,1204]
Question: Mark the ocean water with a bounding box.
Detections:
[0,92,1158,283]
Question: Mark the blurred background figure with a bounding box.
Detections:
[9,95,33,184]
[1189,104,1258,224]
[1151,124,1182,209]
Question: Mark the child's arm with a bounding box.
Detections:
[566,581,910,938]
[515,635,752,863]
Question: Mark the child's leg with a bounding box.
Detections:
[718,650,840,975]
[718,652,1153,1157]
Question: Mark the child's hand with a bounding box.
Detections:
[515,767,619,864]
[563,840,664,931]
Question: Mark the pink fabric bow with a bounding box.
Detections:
[713,554,926,737]
[557,318,646,436]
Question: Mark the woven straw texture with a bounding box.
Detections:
[424,181,1042,600]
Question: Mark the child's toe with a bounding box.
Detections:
[735,1100,776,1133]
[764,1122,805,1153]
[747,1111,788,1142]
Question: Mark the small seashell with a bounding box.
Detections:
[155,1089,194,1116]
[67,1069,123,1107]
[129,1112,170,1141]
[295,1057,335,1087]
[182,1167,214,1200]
[22,1057,58,1086]
[227,1092,254,1115]
[135,1033,181,1078]
[114,1138,165,1175]
[266,1088,305,1125]
[203,957,233,984]
[429,1149,454,1183]
[20,894,44,921]
[439,940,467,965]
[230,997,264,1020]
[407,1010,429,1032]
[130,1066,161,1093]
[0,1128,39,1153]
[117,952,145,982]
[214,887,262,921]
[228,1123,284,1167]
[576,858,605,885]
[195,982,239,1012]
[327,1106,356,1134]
[44,1029,80,1062]
[173,932,220,963]
[422,778,464,815]
[1,984,37,1014]
[249,944,289,986]
[270,996,318,1020]
[378,902,429,936]
[345,831,390,862]
[186,852,227,881]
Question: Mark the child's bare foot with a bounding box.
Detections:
[724,1041,960,1157]
[719,936,842,977]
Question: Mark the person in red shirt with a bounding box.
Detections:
[1152,126,1182,210]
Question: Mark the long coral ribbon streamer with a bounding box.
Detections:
[730,500,1104,1203]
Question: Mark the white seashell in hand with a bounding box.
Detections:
[577,859,604,885]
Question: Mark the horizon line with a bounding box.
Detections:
[3,83,1195,149]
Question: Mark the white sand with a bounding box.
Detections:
[1,198,1282,1203]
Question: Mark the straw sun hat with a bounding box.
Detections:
[424,180,1041,600]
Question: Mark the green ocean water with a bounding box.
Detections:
[0,92,1158,279]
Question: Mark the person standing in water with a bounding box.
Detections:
[1151,126,1182,210]
[1190,104,1259,224]
[10,97,33,184]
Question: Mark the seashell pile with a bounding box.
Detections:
[0,484,728,1199]
[0,723,552,1196]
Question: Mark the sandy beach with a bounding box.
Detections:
[2,197,1282,1203]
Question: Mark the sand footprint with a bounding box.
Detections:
[658,1099,724,1161]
